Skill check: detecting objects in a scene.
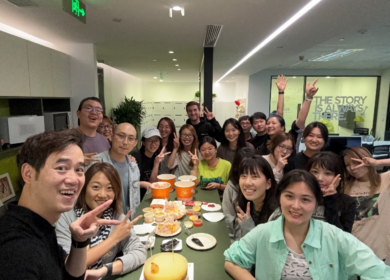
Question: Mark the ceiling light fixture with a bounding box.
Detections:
[170,6,185,17]
[308,49,364,61]
[216,0,322,83]
[154,77,157,79]
[0,22,53,48]
[169,51,174,54]
[173,59,177,61]
[175,64,179,66]
[160,80,163,82]
[178,69,181,71]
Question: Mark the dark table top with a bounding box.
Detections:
[111,186,233,280]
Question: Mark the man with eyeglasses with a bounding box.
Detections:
[85,123,146,218]
[238,115,256,142]
[76,97,110,156]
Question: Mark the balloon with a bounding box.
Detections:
[234,100,240,106]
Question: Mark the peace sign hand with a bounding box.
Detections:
[203,106,214,121]
[275,75,288,92]
[69,200,121,242]
[110,210,143,244]
[188,149,199,166]
[237,202,251,223]
[305,78,319,98]
[173,133,180,150]
[276,154,289,171]
[154,146,171,165]
[322,174,340,197]
[351,157,377,170]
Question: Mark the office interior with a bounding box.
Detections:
[1,0,390,197]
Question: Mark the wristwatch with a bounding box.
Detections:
[71,237,90,249]
[104,263,113,277]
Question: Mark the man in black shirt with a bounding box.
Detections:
[250,112,268,150]
[185,101,223,142]
[0,130,120,280]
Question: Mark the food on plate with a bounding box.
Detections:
[184,221,193,228]
[151,199,166,209]
[189,215,198,221]
[143,207,153,213]
[192,238,204,247]
[192,206,201,212]
[144,212,155,223]
[160,238,180,251]
[164,201,186,219]
[144,253,187,280]
[155,218,181,235]
[208,203,215,208]
[155,212,166,223]
[193,219,202,227]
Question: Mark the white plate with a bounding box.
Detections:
[202,212,225,222]
[186,233,217,251]
[161,238,182,252]
[139,263,194,280]
[139,236,156,249]
[201,203,221,211]
[134,224,156,235]
[155,226,182,237]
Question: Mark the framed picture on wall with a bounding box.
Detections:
[0,173,15,203]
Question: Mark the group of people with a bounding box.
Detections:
[0,75,389,279]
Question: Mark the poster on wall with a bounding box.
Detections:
[0,173,15,203]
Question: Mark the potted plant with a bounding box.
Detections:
[194,91,217,99]
[112,96,146,149]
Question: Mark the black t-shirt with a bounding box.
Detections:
[250,134,268,150]
[284,151,310,174]
[132,149,156,200]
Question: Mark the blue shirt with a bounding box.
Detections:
[224,216,390,280]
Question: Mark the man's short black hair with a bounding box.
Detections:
[238,115,250,123]
[77,97,103,126]
[250,112,267,125]
[17,129,85,179]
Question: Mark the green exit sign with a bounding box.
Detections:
[63,0,86,24]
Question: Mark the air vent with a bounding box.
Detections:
[204,25,223,47]
[7,0,37,7]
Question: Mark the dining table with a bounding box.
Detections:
[110,186,233,280]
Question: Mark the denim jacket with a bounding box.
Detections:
[224,216,390,279]
[86,150,141,220]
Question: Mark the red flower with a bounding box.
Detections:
[234,100,240,106]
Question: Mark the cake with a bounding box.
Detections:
[144,253,188,280]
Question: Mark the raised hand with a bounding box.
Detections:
[351,157,377,170]
[154,146,171,165]
[110,210,143,244]
[188,149,199,166]
[305,78,319,98]
[203,106,214,121]
[275,75,288,92]
[69,200,121,242]
[237,202,251,223]
[127,155,137,163]
[84,152,101,165]
[322,174,341,197]
[276,154,289,171]
[173,133,180,150]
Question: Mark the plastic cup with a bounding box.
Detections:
[175,181,196,202]
[157,174,176,192]
[178,175,197,186]
[150,182,171,199]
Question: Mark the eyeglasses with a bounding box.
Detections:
[200,147,215,153]
[115,133,136,142]
[98,125,113,130]
[145,139,160,144]
[83,106,103,114]
[278,144,293,153]
[181,134,194,139]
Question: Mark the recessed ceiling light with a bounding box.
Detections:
[170,6,185,17]
[175,64,179,66]
[309,49,364,61]
[173,59,177,61]
[0,22,53,48]
[178,69,181,71]
[339,38,345,41]
[160,80,163,82]
[216,0,322,83]
[293,76,296,78]
[153,59,157,62]
[172,6,181,11]
[169,51,174,54]
[153,77,157,79]
[326,76,331,78]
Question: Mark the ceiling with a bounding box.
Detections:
[0,0,390,83]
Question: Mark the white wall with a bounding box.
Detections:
[59,43,98,126]
[97,63,142,116]
[377,69,390,139]
[142,82,198,103]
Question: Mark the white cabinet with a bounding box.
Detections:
[52,50,71,97]
[0,32,30,96]
[27,42,53,97]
